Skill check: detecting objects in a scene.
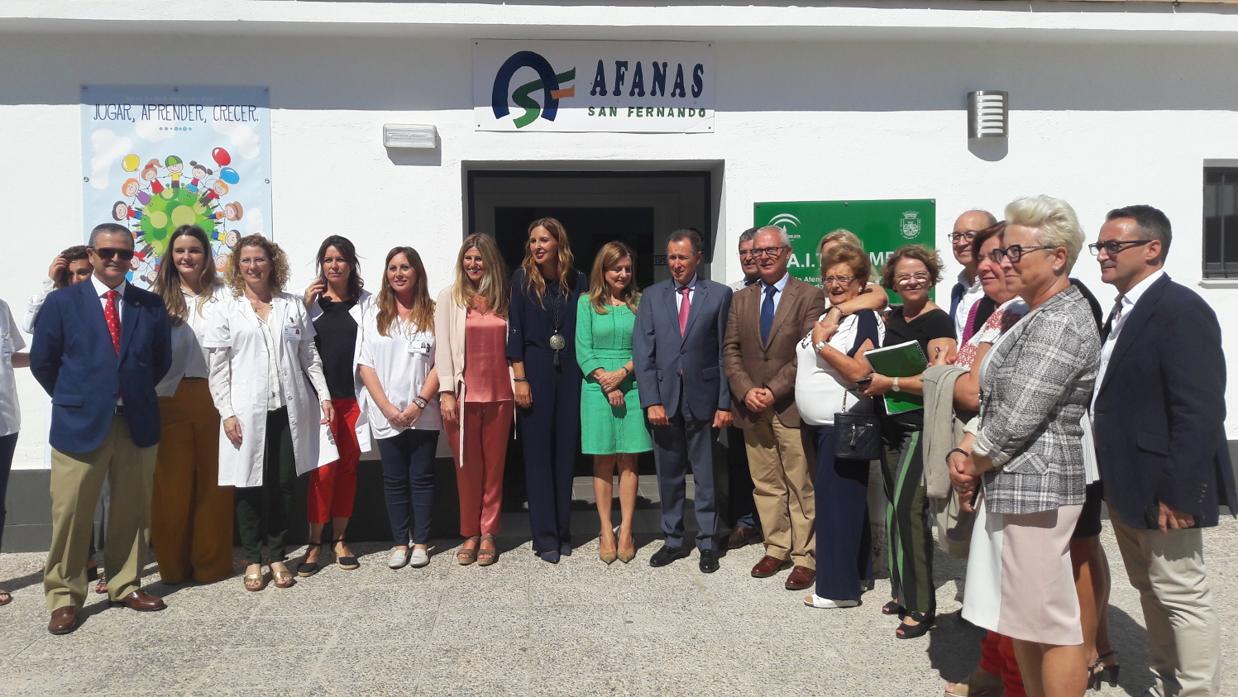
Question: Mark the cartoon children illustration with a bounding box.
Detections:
[141,159,165,195]
[121,177,151,205]
[199,178,228,205]
[213,201,244,223]
[186,160,212,193]
[112,200,142,222]
[165,155,184,190]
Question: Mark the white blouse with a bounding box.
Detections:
[794,310,884,426]
[357,305,441,440]
[0,298,25,437]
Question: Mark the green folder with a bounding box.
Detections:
[865,340,928,415]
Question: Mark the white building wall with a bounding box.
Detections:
[1,27,1236,468]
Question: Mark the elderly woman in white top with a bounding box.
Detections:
[206,234,335,592]
[149,225,234,585]
[949,196,1100,697]
[796,243,884,610]
[358,247,441,570]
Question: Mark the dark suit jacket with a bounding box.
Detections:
[1092,273,1236,529]
[722,276,824,429]
[30,279,172,452]
[633,277,732,421]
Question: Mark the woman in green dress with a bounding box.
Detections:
[576,241,652,564]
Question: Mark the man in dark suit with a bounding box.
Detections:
[634,228,732,573]
[723,225,824,591]
[31,223,172,634]
[1091,205,1235,697]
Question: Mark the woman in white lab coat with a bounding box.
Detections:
[150,225,234,584]
[206,234,336,592]
[298,235,373,575]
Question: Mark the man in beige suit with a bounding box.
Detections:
[723,225,824,590]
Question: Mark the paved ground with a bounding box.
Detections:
[0,504,1233,696]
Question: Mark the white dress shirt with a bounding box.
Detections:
[758,272,790,317]
[954,271,984,340]
[1092,268,1164,412]
[673,275,699,312]
[90,274,126,325]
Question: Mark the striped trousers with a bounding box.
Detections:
[881,425,935,617]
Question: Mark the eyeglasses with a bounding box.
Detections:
[822,275,856,286]
[750,246,787,259]
[949,230,979,244]
[1087,239,1152,257]
[92,247,134,262]
[988,245,1055,264]
[894,273,931,286]
[738,250,758,260]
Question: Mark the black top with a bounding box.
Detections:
[1070,278,1104,331]
[313,297,358,399]
[884,306,955,356]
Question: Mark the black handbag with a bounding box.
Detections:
[834,390,882,461]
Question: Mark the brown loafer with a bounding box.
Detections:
[48,606,79,635]
[784,565,815,590]
[750,555,792,578]
[726,526,762,550]
[108,589,167,612]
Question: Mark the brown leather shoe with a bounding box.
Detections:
[725,526,762,550]
[750,555,792,578]
[48,606,78,635]
[784,565,815,590]
[108,589,167,612]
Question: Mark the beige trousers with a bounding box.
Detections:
[45,416,158,611]
[1112,515,1222,697]
[743,411,815,569]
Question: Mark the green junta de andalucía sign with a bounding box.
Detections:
[754,199,936,295]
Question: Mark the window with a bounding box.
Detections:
[1204,167,1238,279]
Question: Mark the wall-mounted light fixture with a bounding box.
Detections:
[967,91,1008,140]
[383,124,438,150]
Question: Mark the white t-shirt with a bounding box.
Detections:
[0,298,25,437]
[357,305,441,439]
[794,310,884,426]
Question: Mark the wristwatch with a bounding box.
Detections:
[813,340,828,353]
[892,377,901,392]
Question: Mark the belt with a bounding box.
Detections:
[114,404,126,416]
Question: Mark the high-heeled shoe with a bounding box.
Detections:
[617,529,636,563]
[1088,651,1119,691]
[598,532,618,565]
[895,611,934,639]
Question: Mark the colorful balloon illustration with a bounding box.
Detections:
[219,167,240,185]
[211,147,231,167]
[122,154,140,172]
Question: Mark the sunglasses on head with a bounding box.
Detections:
[92,247,135,262]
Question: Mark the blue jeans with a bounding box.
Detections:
[376,429,439,545]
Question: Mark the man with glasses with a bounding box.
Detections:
[724,228,763,549]
[1090,205,1234,697]
[30,223,172,634]
[948,209,998,341]
[723,225,824,590]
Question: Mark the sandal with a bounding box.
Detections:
[895,611,935,639]
[0,590,11,606]
[944,668,1004,697]
[271,562,296,589]
[1088,651,1119,691]
[477,535,498,567]
[298,542,328,577]
[334,539,360,571]
[242,565,267,592]
[881,600,906,617]
[94,574,109,596]
[456,536,480,566]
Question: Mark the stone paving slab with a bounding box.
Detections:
[0,518,1233,696]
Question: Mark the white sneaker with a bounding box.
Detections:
[803,594,859,609]
[409,547,430,568]
[388,547,410,569]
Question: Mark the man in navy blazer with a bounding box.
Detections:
[30,223,172,634]
[634,228,732,573]
[1091,205,1234,697]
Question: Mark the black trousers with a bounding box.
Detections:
[234,407,295,564]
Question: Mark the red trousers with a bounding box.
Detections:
[445,401,512,537]
[307,398,360,524]
[978,631,1026,697]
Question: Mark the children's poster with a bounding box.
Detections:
[80,85,272,289]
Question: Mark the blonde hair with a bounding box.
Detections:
[453,233,509,317]
[521,217,576,305]
[818,229,863,259]
[1004,195,1084,272]
[226,234,289,296]
[587,241,640,313]
[376,246,434,337]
